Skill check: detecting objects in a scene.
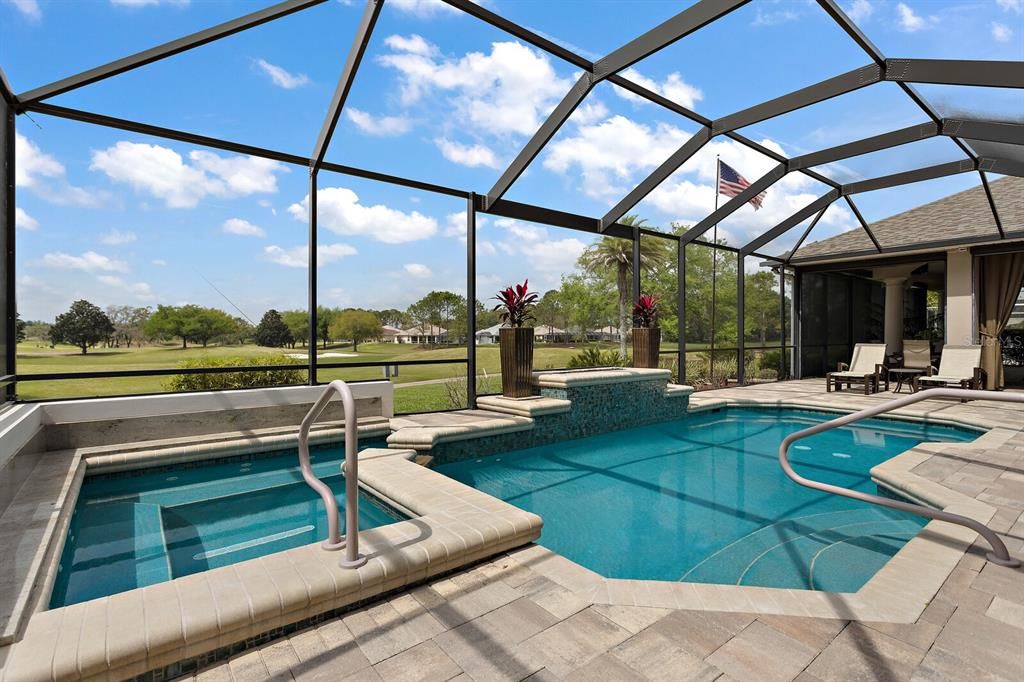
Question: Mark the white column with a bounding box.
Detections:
[884,277,905,356]
[946,248,975,345]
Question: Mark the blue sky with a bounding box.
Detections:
[4,0,1022,321]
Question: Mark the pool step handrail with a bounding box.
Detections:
[297,380,367,568]
[779,387,1021,568]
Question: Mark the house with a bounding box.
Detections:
[397,325,447,345]
[475,324,501,345]
[534,325,569,343]
[380,325,402,343]
[589,325,622,342]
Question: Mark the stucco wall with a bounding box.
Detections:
[946,249,975,345]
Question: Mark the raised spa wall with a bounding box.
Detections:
[387,368,694,464]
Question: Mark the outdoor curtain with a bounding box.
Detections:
[977,252,1024,390]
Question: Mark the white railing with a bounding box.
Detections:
[297,380,367,568]
[779,387,1022,568]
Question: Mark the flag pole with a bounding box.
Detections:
[711,155,719,380]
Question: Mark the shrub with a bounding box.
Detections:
[164,355,306,392]
[567,346,628,369]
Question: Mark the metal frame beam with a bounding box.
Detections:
[788,122,938,171]
[484,73,594,208]
[17,0,328,105]
[844,196,882,252]
[885,59,1024,89]
[978,171,1004,239]
[466,194,477,407]
[307,171,318,385]
[980,156,1024,178]
[600,127,711,230]
[713,64,882,135]
[593,0,751,80]
[741,190,840,257]
[311,0,383,170]
[21,102,470,198]
[784,206,829,264]
[842,159,976,194]
[2,77,15,400]
[678,163,785,246]
[942,118,1024,146]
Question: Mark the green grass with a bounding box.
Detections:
[14,340,624,406]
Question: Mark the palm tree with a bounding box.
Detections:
[579,216,673,356]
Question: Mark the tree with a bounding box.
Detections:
[330,309,382,352]
[534,290,568,331]
[281,310,309,348]
[15,313,26,343]
[255,309,294,348]
[106,305,151,348]
[376,308,407,328]
[558,274,613,341]
[144,305,190,348]
[578,215,673,355]
[316,306,335,348]
[49,300,115,354]
[185,306,237,347]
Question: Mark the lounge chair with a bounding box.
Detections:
[827,343,888,394]
[902,339,932,371]
[914,345,986,392]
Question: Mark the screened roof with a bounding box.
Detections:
[1,0,1022,265]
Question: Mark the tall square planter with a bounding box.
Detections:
[499,327,534,398]
[632,327,661,369]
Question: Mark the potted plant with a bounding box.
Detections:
[632,293,660,368]
[493,279,538,398]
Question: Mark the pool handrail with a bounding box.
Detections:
[779,387,1021,568]
[297,379,367,568]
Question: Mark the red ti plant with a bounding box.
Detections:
[493,279,538,328]
[633,293,659,328]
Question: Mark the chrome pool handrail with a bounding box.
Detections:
[298,380,367,568]
[779,387,1022,568]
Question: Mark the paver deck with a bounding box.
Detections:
[186,379,1024,682]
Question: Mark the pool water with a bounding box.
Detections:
[52,440,401,608]
[437,408,979,591]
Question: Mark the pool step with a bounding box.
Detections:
[681,507,923,591]
[133,503,172,586]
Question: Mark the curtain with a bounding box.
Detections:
[977,252,1024,389]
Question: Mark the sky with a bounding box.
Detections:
[3,0,1023,321]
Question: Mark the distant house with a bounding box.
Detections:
[397,325,447,344]
[380,325,402,343]
[534,325,569,343]
[590,325,622,342]
[476,324,501,345]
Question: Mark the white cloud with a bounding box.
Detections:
[96,276,155,301]
[40,251,128,273]
[254,58,310,89]
[895,3,935,32]
[404,263,432,278]
[569,101,610,127]
[996,0,1022,13]
[152,259,167,266]
[434,138,500,168]
[222,218,266,237]
[615,69,703,110]
[490,218,588,279]
[383,34,437,57]
[543,115,690,199]
[378,37,573,136]
[14,208,39,231]
[90,142,287,208]
[5,0,41,21]
[264,243,357,268]
[345,108,413,136]
[14,132,64,188]
[99,229,137,245]
[287,187,438,243]
[387,0,457,17]
[845,0,873,22]
[992,21,1014,42]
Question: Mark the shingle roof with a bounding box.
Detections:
[794,175,1023,261]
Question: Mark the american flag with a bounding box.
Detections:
[718,160,766,211]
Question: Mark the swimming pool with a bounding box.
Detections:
[437,408,980,591]
[52,440,401,608]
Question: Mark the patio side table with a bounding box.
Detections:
[888,368,924,394]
